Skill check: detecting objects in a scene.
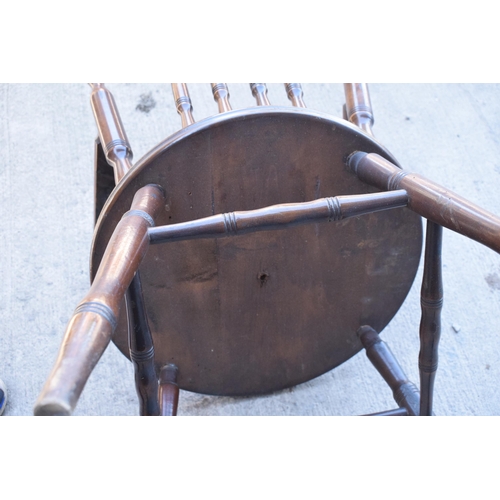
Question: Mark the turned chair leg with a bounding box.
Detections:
[358,326,420,416]
[419,221,443,416]
[126,274,160,416]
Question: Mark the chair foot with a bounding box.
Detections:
[358,325,420,416]
[159,364,179,416]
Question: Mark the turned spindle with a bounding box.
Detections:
[250,83,271,106]
[159,364,179,416]
[126,273,160,416]
[89,83,133,183]
[172,83,195,128]
[358,326,420,416]
[284,83,306,108]
[344,83,374,136]
[211,83,232,113]
[419,221,443,416]
[149,190,409,244]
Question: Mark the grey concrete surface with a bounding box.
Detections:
[1,83,499,416]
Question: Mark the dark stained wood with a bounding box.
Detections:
[419,222,443,416]
[91,108,422,397]
[285,83,306,107]
[172,84,195,128]
[344,83,374,136]
[94,137,116,224]
[358,325,420,416]
[34,184,165,416]
[211,83,232,113]
[250,83,271,106]
[159,364,179,416]
[348,152,500,254]
[148,190,409,244]
[126,273,160,416]
[92,83,163,416]
[35,84,500,416]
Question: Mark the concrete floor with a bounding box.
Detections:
[1,83,500,416]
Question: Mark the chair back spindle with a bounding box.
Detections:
[344,83,374,136]
[250,83,271,106]
[285,83,306,108]
[211,83,232,112]
[172,83,195,128]
[89,83,133,183]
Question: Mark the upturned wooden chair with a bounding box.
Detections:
[33,83,500,416]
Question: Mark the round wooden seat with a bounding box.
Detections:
[91,106,422,396]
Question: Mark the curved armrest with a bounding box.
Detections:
[348,152,500,254]
[34,184,165,416]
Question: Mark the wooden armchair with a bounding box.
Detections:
[34,84,500,416]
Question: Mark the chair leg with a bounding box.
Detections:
[159,364,179,416]
[126,273,160,416]
[419,221,443,416]
[358,326,420,416]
